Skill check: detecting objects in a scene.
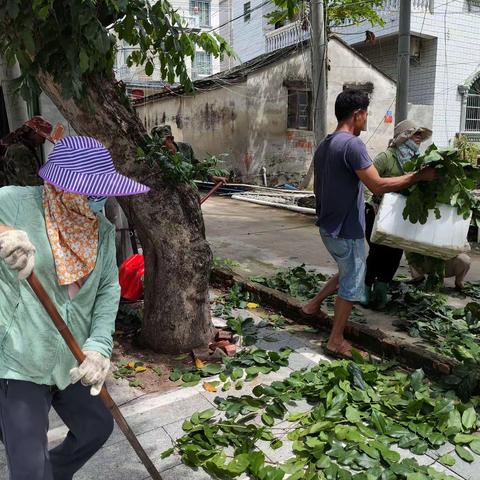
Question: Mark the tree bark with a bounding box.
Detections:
[37,72,214,354]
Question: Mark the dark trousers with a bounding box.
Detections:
[0,379,113,480]
[365,204,404,287]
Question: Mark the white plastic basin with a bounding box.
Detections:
[370,193,471,260]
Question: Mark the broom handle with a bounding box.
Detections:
[26,272,163,480]
[200,180,225,205]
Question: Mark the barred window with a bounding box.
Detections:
[190,0,211,28]
[287,89,312,130]
[465,79,480,133]
[244,2,251,22]
[193,51,212,79]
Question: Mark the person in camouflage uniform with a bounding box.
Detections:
[151,124,227,183]
[0,116,53,187]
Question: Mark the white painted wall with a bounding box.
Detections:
[229,0,276,65]
[135,38,399,185]
[115,0,221,83]
[335,0,480,146]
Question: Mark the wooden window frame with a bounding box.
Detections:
[287,87,312,131]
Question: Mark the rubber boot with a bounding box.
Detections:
[372,281,389,310]
[360,284,373,307]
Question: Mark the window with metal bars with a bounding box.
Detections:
[192,51,212,79]
[287,89,312,130]
[244,2,251,22]
[190,0,211,27]
[465,79,480,133]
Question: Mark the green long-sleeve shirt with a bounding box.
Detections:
[0,186,120,389]
[365,147,404,205]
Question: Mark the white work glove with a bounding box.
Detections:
[0,230,35,279]
[70,351,110,396]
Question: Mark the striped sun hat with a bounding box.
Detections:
[39,136,150,197]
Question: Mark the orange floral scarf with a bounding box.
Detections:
[43,183,99,286]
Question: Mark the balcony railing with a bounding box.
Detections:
[265,22,310,53]
[382,0,434,12]
[182,14,201,30]
[265,0,434,53]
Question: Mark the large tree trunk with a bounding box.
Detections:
[37,73,214,354]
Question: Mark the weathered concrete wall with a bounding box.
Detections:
[137,86,248,175]
[329,40,397,162]
[136,38,398,185]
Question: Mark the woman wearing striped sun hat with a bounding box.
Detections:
[0,136,149,480]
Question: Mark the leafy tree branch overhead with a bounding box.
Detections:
[0,0,234,103]
[0,0,236,354]
[269,0,385,32]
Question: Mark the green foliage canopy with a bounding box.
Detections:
[268,0,385,32]
[0,0,233,102]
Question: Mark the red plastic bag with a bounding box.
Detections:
[119,254,145,301]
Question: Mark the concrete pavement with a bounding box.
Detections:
[203,196,480,284]
[0,312,475,479]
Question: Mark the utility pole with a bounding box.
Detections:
[301,0,328,190]
[395,0,411,125]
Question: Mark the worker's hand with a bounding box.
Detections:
[414,166,438,182]
[0,229,35,279]
[211,176,228,184]
[70,351,110,396]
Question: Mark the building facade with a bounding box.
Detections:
[115,0,221,98]
[339,0,480,147]
[218,0,480,147]
[135,37,407,185]
[218,0,304,68]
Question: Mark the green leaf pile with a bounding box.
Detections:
[386,282,480,363]
[252,266,363,321]
[169,348,292,389]
[402,144,480,225]
[165,359,480,479]
[252,265,328,301]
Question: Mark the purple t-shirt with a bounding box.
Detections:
[314,131,372,239]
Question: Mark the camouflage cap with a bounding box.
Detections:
[151,125,173,141]
[24,116,54,143]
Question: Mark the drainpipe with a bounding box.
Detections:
[260,166,268,187]
[458,85,469,134]
[395,0,411,125]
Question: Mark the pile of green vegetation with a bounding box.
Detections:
[169,346,292,392]
[137,137,228,185]
[252,265,329,301]
[252,265,363,321]
[163,358,480,479]
[386,283,480,363]
[402,144,480,225]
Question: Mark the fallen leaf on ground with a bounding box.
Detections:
[203,382,218,393]
[246,302,259,309]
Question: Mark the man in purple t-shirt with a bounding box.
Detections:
[302,90,436,358]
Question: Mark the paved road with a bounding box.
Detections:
[203,196,480,285]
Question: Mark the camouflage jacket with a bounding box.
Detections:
[0,142,43,187]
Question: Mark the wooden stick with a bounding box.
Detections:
[27,272,163,480]
[200,181,225,205]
